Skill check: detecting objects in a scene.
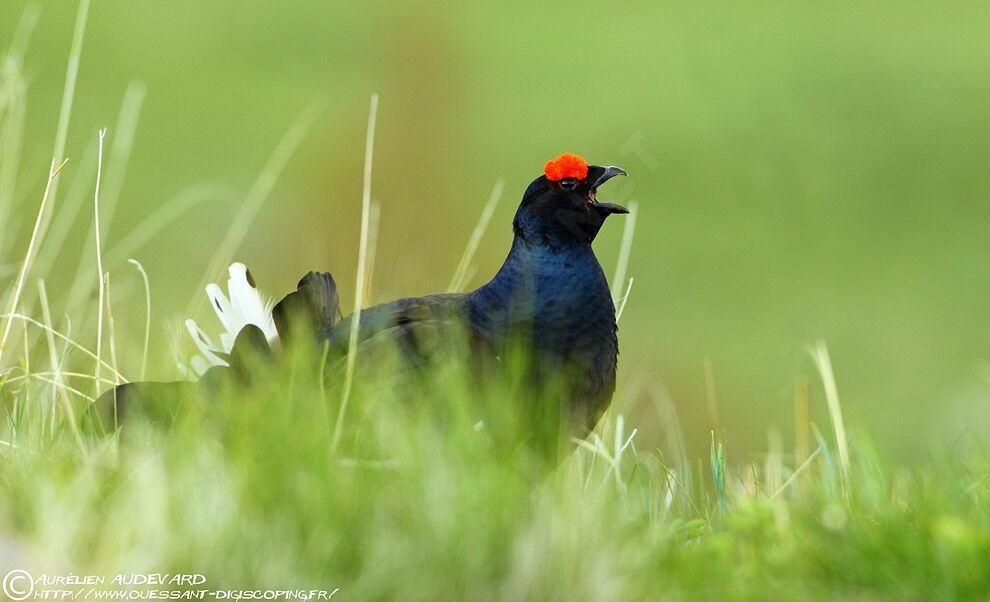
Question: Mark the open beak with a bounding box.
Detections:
[590,165,629,215]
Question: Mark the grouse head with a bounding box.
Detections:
[513,153,628,246]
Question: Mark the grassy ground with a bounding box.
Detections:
[2,348,990,600]
[2,4,990,600]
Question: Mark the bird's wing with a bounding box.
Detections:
[324,293,477,376]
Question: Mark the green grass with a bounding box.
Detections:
[2,350,990,600]
[2,4,990,600]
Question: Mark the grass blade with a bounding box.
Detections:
[447,179,504,293]
[809,340,850,495]
[333,93,379,453]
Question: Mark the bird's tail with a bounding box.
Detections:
[87,269,340,433]
[272,271,341,343]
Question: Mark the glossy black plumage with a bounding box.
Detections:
[93,162,629,436]
[313,163,628,432]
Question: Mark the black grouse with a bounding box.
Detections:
[96,153,629,437]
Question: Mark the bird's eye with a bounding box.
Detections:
[559,178,578,190]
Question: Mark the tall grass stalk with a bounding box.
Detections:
[35,279,86,454]
[333,92,379,452]
[810,340,850,493]
[362,200,381,301]
[447,179,504,293]
[92,129,107,396]
[128,258,152,380]
[105,272,121,390]
[771,445,823,499]
[36,279,62,429]
[0,158,68,364]
[703,358,722,443]
[38,0,91,244]
[32,139,97,281]
[62,83,146,314]
[610,199,637,306]
[615,276,634,322]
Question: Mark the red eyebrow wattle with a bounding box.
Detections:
[544,153,589,182]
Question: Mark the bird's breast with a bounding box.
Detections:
[470,245,618,368]
[467,243,620,429]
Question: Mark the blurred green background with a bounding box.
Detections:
[2,0,989,460]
